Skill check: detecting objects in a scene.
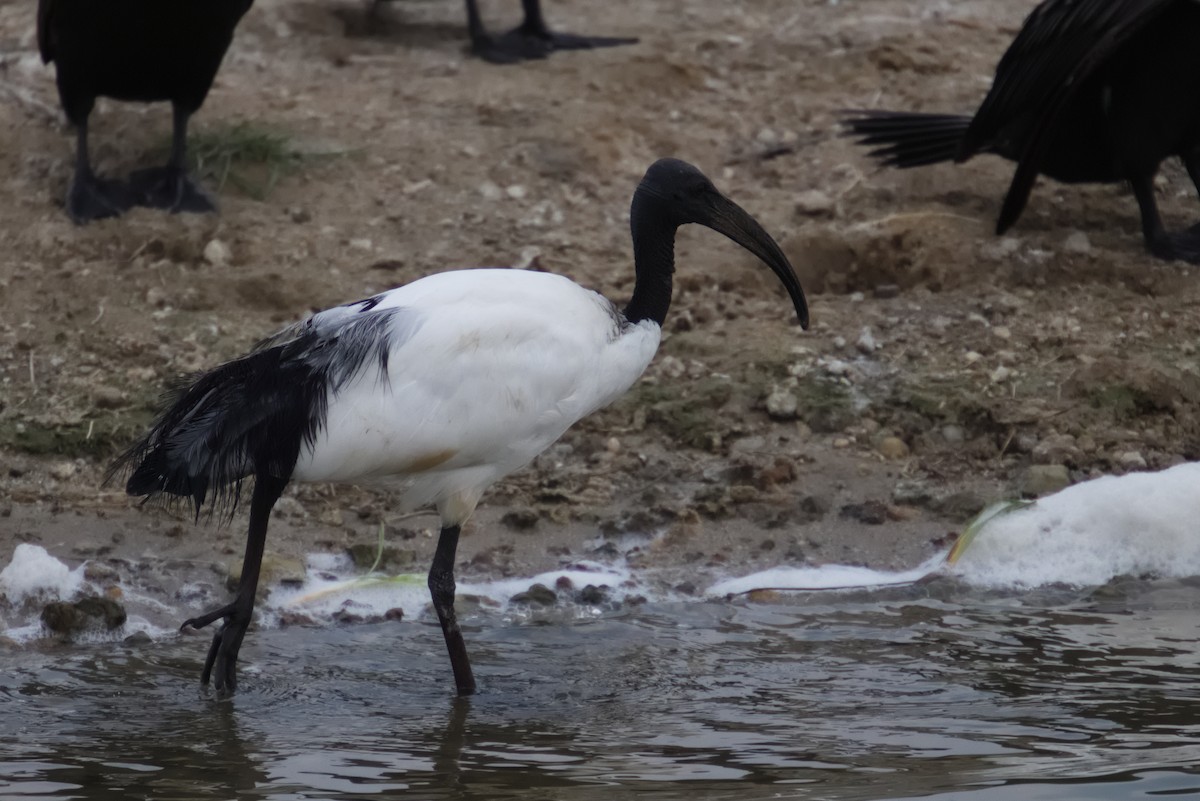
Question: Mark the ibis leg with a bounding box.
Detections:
[428,523,476,695]
[181,474,287,695]
[65,120,135,224]
[130,103,216,214]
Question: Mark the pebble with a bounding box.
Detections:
[992,326,1012,341]
[505,184,527,200]
[1117,450,1148,469]
[1063,231,1091,255]
[765,387,798,420]
[989,365,1013,383]
[878,436,909,460]
[510,583,557,605]
[93,385,124,409]
[941,425,965,444]
[478,181,503,201]
[873,283,901,299]
[49,462,76,480]
[855,328,877,354]
[832,437,851,449]
[795,189,835,217]
[1020,464,1071,497]
[203,239,231,267]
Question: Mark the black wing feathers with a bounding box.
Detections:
[110,306,405,518]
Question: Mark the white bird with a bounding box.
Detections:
[112,158,810,697]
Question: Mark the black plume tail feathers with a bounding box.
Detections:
[108,303,407,520]
[841,110,974,169]
[107,345,319,520]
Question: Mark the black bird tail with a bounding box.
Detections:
[841,110,974,168]
[107,345,325,519]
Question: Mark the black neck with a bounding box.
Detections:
[623,191,678,326]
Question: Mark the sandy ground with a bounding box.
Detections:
[1,0,1198,623]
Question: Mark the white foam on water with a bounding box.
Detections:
[0,544,85,604]
[706,555,946,597]
[947,462,1200,588]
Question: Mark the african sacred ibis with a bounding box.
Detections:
[112,158,809,696]
[38,0,253,223]
[842,0,1200,262]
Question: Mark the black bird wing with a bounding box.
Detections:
[36,0,55,63]
[962,0,1176,156]
[111,299,417,518]
[960,0,1179,233]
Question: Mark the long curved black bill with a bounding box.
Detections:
[698,193,809,329]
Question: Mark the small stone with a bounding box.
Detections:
[990,365,1013,383]
[505,184,527,200]
[873,283,901,299]
[93,385,124,409]
[964,350,983,365]
[49,462,76,480]
[578,584,609,604]
[348,238,373,251]
[941,425,965,444]
[1063,231,1091,255]
[933,491,987,521]
[1117,450,1147,470]
[510,583,557,605]
[795,189,835,217]
[1020,464,1071,497]
[203,239,231,267]
[500,508,539,531]
[855,328,877,354]
[893,479,933,506]
[992,326,1012,341]
[832,437,851,449]
[839,501,888,525]
[765,387,798,420]
[41,596,127,635]
[878,436,910,460]
[479,181,503,201]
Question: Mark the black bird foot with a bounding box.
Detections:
[182,602,249,696]
[129,166,217,214]
[1148,228,1200,264]
[65,173,136,225]
[474,28,637,63]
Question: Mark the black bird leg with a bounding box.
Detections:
[182,474,287,696]
[428,523,476,695]
[130,103,217,214]
[65,120,135,224]
[465,0,636,64]
[1132,173,1200,264]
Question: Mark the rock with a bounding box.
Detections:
[41,595,127,635]
[893,479,933,506]
[839,501,889,525]
[873,283,901,299]
[1020,464,1072,497]
[510,583,557,605]
[1117,450,1148,470]
[227,554,306,592]
[990,365,1013,383]
[1032,434,1081,466]
[578,584,609,604]
[203,239,231,267]
[49,462,77,481]
[345,544,416,572]
[93,385,125,409]
[500,508,539,531]
[1063,231,1091,255]
[941,425,965,444]
[765,387,798,420]
[933,490,987,521]
[878,436,910,460]
[855,327,877,354]
[796,494,831,523]
[795,189,835,217]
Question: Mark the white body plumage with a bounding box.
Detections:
[291,268,661,525]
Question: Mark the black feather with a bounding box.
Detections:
[109,305,410,519]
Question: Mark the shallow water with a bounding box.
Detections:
[4,578,1200,800]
